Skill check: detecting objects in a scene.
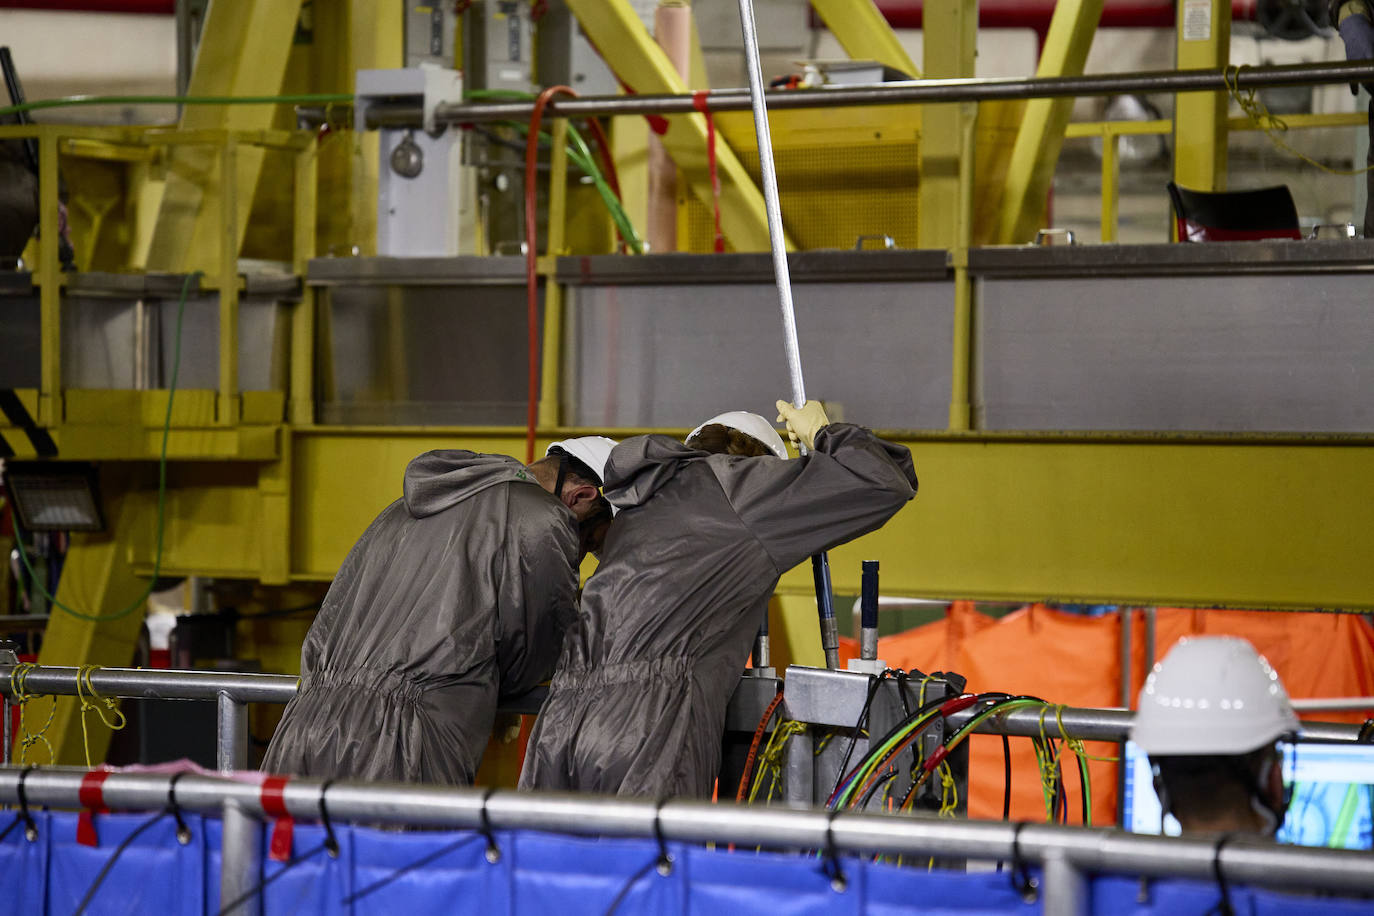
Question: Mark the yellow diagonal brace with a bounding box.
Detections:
[809,0,920,79]
[567,0,789,252]
[145,0,304,272]
[995,0,1105,244]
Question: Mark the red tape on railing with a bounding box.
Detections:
[77,770,110,847]
[260,775,295,862]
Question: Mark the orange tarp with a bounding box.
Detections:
[864,604,1374,826]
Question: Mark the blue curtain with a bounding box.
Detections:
[1,809,1369,915]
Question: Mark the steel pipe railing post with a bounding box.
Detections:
[217,690,248,772]
[220,798,262,916]
[1041,851,1088,916]
[217,692,259,916]
[2,694,10,766]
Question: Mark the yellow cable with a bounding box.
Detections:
[750,720,807,803]
[74,666,126,769]
[1224,64,1374,177]
[10,663,55,765]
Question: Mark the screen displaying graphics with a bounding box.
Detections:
[1121,739,1374,850]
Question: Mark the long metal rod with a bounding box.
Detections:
[735,0,842,671]
[2,769,1373,895]
[735,0,804,406]
[2,664,1365,742]
[362,60,1374,128]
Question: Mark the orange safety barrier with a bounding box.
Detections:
[843,603,1374,826]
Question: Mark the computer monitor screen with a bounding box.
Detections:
[1121,739,1374,850]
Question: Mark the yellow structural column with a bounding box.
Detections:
[567,0,789,252]
[810,0,921,78]
[995,0,1105,244]
[919,0,976,249]
[37,129,62,426]
[1174,0,1231,192]
[32,476,150,766]
[145,0,306,272]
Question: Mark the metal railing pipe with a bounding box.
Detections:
[2,769,1373,896]
[361,60,1374,129]
[949,703,1366,743]
[0,665,299,704]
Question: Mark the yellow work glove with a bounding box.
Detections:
[775,399,830,452]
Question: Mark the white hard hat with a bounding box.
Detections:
[1131,636,1299,756]
[546,436,618,487]
[686,411,788,459]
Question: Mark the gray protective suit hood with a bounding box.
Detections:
[600,436,705,511]
[264,449,579,787]
[402,450,532,517]
[521,423,916,799]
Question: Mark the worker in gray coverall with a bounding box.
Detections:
[520,401,917,798]
[262,437,616,786]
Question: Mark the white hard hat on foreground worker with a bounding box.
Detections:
[1132,635,1299,756]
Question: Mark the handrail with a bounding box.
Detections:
[2,664,1363,746]
[361,60,1374,128]
[0,768,1371,900]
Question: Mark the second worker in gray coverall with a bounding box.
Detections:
[520,401,917,798]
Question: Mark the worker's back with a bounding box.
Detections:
[522,425,916,798]
[263,450,579,786]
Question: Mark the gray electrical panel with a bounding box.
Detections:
[537,1,620,97]
[462,0,536,94]
[405,4,459,69]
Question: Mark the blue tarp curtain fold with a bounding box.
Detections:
[0,810,1365,915]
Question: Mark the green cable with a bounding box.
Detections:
[13,271,200,622]
[465,89,644,253]
[0,93,353,120]
[1,89,645,250]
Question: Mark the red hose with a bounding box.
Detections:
[525,85,577,464]
[736,690,785,802]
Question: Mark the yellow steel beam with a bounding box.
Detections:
[538,120,570,427]
[37,129,61,426]
[98,427,1374,614]
[567,0,789,252]
[810,0,921,78]
[145,0,305,272]
[918,0,975,249]
[32,474,151,766]
[1174,0,1231,193]
[995,0,1105,244]
[290,141,318,425]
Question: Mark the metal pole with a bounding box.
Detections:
[4,770,1374,896]
[1041,851,1088,916]
[0,640,16,766]
[1,664,1366,743]
[220,799,261,916]
[358,60,1374,128]
[735,0,840,670]
[217,690,248,772]
[217,692,260,915]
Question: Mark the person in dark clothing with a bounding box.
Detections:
[1332,0,1374,237]
[262,438,615,786]
[520,401,917,798]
